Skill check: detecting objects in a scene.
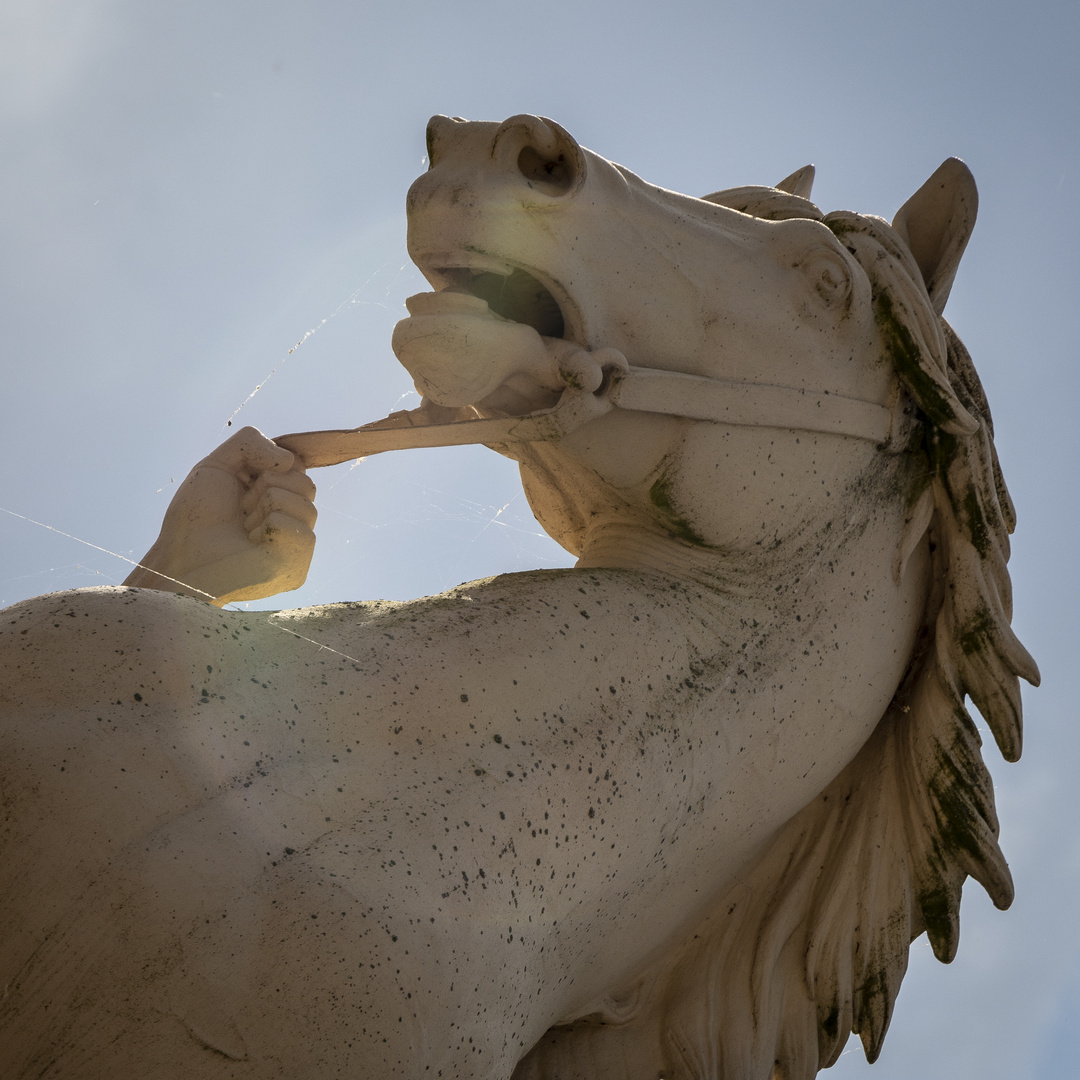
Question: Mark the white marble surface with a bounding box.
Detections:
[1,113,1039,1078]
[0,6,1074,1078]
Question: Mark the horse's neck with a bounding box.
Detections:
[568,506,930,801]
[572,508,914,649]
[490,505,928,1019]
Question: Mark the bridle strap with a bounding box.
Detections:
[275,365,894,468]
[608,367,892,443]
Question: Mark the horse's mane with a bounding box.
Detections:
[512,197,1039,1080]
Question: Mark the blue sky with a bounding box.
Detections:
[2,1,1077,1075]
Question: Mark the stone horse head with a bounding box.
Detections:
[0,116,1038,1080]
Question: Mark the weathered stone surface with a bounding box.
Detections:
[0,115,1037,1079]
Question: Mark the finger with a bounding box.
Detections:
[243,487,319,533]
[241,469,317,514]
[209,426,297,479]
[247,510,317,554]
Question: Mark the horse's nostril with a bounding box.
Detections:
[493,114,586,198]
[517,146,575,195]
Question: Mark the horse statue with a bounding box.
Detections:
[0,115,1039,1079]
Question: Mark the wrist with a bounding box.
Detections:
[123,544,218,603]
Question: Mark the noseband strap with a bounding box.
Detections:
[275,365,895,468]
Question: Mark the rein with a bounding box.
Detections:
[275,365,896,468]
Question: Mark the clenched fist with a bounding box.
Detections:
[124,427,317,605]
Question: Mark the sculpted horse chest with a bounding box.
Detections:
[0,116,1037,1079]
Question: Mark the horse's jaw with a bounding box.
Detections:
[402,116,893,411]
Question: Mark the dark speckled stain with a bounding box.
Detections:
[0,573,729,1075]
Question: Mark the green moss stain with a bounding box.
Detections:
[649,477,708,547]
[863,283,998,565]
[824,218,857,240]
[821,1003,840,1043]
[922,426,995,558]
[923,426,959,478]
[902,447,934,515]
[915,722,1009,958]
[928,773,982,866]
[905,412,992,558]
[873,291,957,429]
[916,884,957,961]
[957,606,995,658]
[854,966,894,1063]
[961,486,992,558]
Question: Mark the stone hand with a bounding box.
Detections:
[124,426,317,605]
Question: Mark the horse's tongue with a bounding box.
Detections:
[392,298,559,408]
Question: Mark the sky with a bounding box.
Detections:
[1,1,1077,1076]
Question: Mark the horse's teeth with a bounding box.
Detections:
[404,290,499,318]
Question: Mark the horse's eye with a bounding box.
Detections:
[799,249,852,308]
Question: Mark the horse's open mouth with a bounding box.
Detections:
[395,255,589,413]
[431,266,567,340]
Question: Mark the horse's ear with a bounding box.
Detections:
[776,164,815,199]
[892,158,978,315]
